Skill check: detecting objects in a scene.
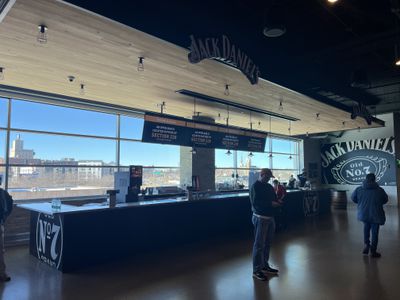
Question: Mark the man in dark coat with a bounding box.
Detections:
[249,168,281,281]
[351,173,388,258]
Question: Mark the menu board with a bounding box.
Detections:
[142,113,267,152]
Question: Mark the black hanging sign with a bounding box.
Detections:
[321,137,395,186]
[188,35,260,85]
[351,102,373,125]
[142,113,267,152]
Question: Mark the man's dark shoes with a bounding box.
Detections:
[362,245,370,255]
[262,266,279,274]
[253,271,267,281]
[371,252,381,258]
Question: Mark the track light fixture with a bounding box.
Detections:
[279,99,283,111]
[79,83,85,95]
[0,67,4,80]
[342,121,346,128]
[224,84,230,96]
[37,24,48,44]
[248,152,254,158]
[137,56,145,71]
[226,150,232,156]
[316,113,320,120]
[249,112,253,130]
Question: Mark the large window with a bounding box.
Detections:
[0,96,302,199]
[0,97,181,200]
[215,136,301,190]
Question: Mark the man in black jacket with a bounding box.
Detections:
[250,168,281,281]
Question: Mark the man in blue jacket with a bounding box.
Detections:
[351,173,388,258]
[249,168,281,281]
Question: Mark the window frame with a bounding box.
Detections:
[0,97,180,201]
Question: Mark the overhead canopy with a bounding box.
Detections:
[0,0,383,136]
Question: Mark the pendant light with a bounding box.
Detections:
[225,105,232,156]
[137,56,145,71]
[268,116,273,158]
[37,24,48,44]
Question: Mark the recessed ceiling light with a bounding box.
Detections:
[327,0,338,3]
[263,26,286,38]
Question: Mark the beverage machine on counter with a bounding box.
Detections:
[114,165,143,203]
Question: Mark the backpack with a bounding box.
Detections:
[0,188,13,222]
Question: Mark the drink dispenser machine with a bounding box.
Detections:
[114,165,143,203]
[126,165,143,202]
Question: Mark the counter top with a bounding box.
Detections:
[18,198,187,215]
[17,192,249,215]
[17,189,326,215]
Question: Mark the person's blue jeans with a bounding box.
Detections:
[363,222,380,252]
[252,215,275,273]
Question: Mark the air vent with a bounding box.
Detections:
[0,0,16,23]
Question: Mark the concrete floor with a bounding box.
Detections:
[0,205,399,300]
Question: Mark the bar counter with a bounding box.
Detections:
[18,189,331,272]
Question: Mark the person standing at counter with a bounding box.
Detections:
[273,179,287,231]
[351,173,388,258]
[250,168,280,281]
[297,169,307,188]
[273,180,286,204]
[288,174,296,189]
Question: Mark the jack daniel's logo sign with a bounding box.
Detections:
[303,191,319,217]
[321,137,395,186]
[188,35,260,85]
[35,213,63,269]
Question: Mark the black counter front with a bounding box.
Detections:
[19,190,331,272]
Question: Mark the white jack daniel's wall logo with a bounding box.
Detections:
[321,137,395,186]
[36,213,63,269]
[331,156,387,185]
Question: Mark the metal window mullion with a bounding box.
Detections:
[116,114,120,172]
[4,98,12,190]
[8,126,142,143]
[8,127,119,141]
[8,164,119,168]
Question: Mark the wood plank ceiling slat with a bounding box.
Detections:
[0,0,381,136]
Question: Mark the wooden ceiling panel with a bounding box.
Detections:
[0,0,382,137]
